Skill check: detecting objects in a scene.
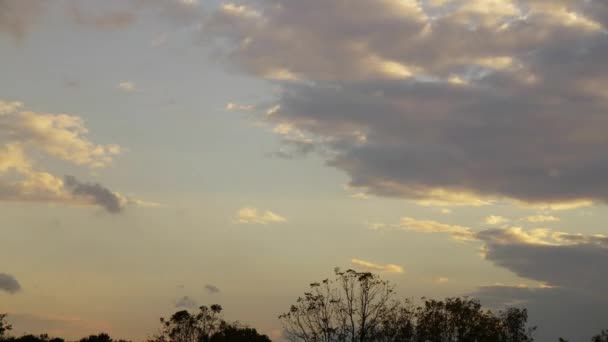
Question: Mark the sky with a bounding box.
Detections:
[1,0,608,341]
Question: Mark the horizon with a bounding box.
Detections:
[1,1,608,341]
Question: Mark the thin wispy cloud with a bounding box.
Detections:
[117,81,136,93]
[224,102,255,112]
[204,284,220,295]
[435,277,449,284]
[234,207,287,225]
[484,215,509,226]
[351,258,404,274]
[525,215,560,223]
[399,217,475,241]
[175,296,198,309]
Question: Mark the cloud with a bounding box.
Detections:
[234,207,287,225]
[117,81,136,93]
[350,192,369,200]
[484,215,509,225]
[204,284,220,294]
[472,283,608,342]
[476,228,608,297]
[390,216,608,340]
[0,100,150,212]
[0,0,44,41]
[175,296,198,309]
[351,258,404,274]
[435,277,449,284]
[203,0,608,207]
[0,273,21,294]
[224,102,255,112]
[63,175,124,214]
[68,3,136,29]
[398,217,475,241]
[0,101,121,168]
[524,215,559,223]
[368,223,387,231]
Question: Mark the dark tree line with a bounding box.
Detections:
[1,269,607,342]
[278,268,608,342]
[147,305,270,342]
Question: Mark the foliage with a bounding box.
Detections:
[592,330,608,342]
[148,305,270,342]
[279,269,536,342]
[4,334,64,342]
[0,314,11,338]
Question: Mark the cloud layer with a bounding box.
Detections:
[204,0,608,207]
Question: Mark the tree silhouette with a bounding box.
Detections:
[280,269,536,342]
[148,305,270,342]
[79,333,129,342]
[592,330,608,342]
[279,268,396,342]
[0,314,11,339]
[209,323,270,342]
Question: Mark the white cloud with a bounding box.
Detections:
[368,223,388,231]
[220,3,261,19]
[399,217,475,241]
[225,102,255,112]
[525,215,560,223]
[435,277,449,284]
[351,258,404,274]
[266,105,281,117]
[0,100,23,114]
[117,81,136,92]
[350,192,369,200]
[0,99,149,212]
[234,207,287,225]
[484,215,509,225]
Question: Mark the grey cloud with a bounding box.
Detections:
[175,295,198,309]
[402,220,608,340]
[69,0,203,30]
[205,0,608,205]
[468,228,608,341]
[0,0,201,41]
[473,286,608,342]
[63,175,123,214]
[476,229,608,298]
[267,139,316,159]
[0,273,21,294]
[68,3,136,30]
[0,0,44,41]
[204,284,220,294]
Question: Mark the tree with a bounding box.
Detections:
[280,269,536,342]
[592,330,608,342]
[414,298,534,342]
[79,333,130,342]
[149,305,270,342]
[279,268,399,342]
[209,322,271,342]
[149,305,223,342]
[8,335,64,342]
[0,314,11,340]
